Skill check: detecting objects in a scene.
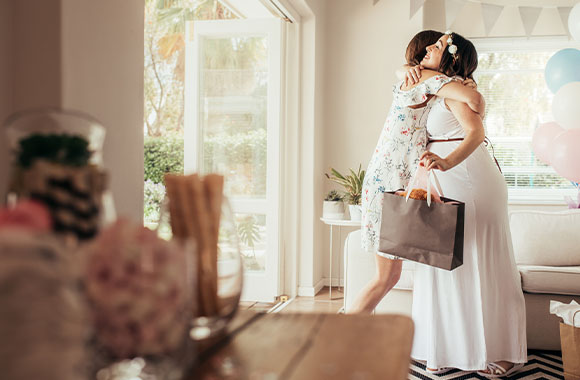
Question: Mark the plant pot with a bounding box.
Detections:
[322,201,345,220]
[348,204,362,221]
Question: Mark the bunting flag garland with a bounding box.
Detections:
[558,6,573,36]
[390,0,579,37]
[481,3,504,36]
[444,0,465,28]
[519,6,543,37]
[410,0,426,19]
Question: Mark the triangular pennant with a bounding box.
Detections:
[558,6,573,35]
[410,0,426,19]
[481,3,503,36]
[445,0,465,28]
[519,6,542,37]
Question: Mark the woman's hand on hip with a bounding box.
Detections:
[420,151,452,172]
[405,65,423,86]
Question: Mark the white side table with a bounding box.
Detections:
[320,217,361,300]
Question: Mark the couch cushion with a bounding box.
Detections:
[518,265,580,295]
[509,210,580,266]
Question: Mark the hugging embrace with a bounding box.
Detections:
[349,30,527,378]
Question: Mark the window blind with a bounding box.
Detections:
[473,49,575,198]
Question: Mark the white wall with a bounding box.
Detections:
[0,0,13,198]
[320,0,422,286]
[11,0,63,109]
[0,0,63,200]
[294,0,327,296]
[310,0,571,290]
[0,0,144,220]
[60,0,144,221]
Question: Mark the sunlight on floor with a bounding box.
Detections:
[241,287,344,314]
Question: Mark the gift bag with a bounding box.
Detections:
[378,167,465,270]
[558,307,580,380]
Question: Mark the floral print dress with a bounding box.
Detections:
[361,75,453,254]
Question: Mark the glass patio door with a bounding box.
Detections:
[184,19,281,302]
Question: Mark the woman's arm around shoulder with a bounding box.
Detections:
[402,65,485,115]
[435,81,485,116]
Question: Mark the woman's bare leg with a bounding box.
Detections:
[348,255,403,314]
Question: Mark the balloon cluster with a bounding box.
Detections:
[532,4,580,183]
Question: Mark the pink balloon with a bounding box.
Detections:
[551,129,580,183]
[532,122,564,164]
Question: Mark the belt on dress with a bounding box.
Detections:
[427,136,502,174]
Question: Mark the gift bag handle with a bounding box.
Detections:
[426,170,443,207]
[405,167,443,207]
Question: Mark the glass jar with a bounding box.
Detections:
[4,107,106,165]
[3,107,115,241]
[157,195,243,341]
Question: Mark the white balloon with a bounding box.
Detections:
[569,3,580,41]
[553,82,580,130]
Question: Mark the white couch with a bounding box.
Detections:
[343,209,580,350]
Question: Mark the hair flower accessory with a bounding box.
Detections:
[444,30,458,59]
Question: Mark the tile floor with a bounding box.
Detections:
[241,286,344,314]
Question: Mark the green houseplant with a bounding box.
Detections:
[325,165,366,221]
[322,190,345,220]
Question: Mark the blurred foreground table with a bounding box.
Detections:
[190,311,414,380]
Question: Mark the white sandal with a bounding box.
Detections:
[426,367,453,375]
[477,362,524,378]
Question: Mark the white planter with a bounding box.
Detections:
[349,205,362,221]
[322,201,345,220]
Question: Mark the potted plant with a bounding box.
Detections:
[325,165,366,221]
[322,190,345,220]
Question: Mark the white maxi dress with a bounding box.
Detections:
[411,98,527,371]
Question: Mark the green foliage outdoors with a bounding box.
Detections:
[17,134,91,168]
[203,129,267,197]
[144,0,236,138]
[144,180,166,225]
[237,215,260,256]
[144,136,184,184]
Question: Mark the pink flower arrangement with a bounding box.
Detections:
[83,219,192,358]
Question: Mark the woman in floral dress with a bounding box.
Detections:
[349,31,485,314]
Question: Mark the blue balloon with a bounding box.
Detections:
[544,48,580,94]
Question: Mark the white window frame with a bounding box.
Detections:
[472,36,580,205]
[184,19,283,302]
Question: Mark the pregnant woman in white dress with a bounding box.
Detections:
[350,31,485,314]
[409,33,527,377]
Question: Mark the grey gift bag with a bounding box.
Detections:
[378,169,465,270]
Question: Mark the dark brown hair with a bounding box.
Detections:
[437,32,478,79]
[406,30,443,66]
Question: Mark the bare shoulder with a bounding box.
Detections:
[447,98,477,115]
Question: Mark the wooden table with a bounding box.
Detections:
[190,311,414,380]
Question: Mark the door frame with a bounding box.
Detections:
[184,19,283,302]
